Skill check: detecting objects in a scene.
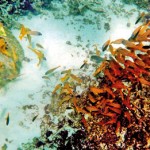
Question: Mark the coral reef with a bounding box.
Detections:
[0,0,35,28]
[121,0,150,9]
[0,23,24,88]
[20,19,150,149]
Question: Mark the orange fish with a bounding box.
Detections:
[119,48,137,59]
[88,94,97,103]
[115,52,125,64]
[135,12,145,24]
[129,25,142,41]
[90,87,104,95]
[70,74,82,83]
[52,83,62,95]
[107,102,121,108]
[112,80,127,89]
[28,46,46,66]
[102,39,111,51]
[138,77,150,86]
[109,45,116,55]
[93,61,108,76]
[109,59,122,76]
[111,38,124,44]
[104,87,115,98]
[93,44,100,56]
[104,69,116,84]
[86,106,99,112]
[115,121,121,134]
[19,25,29,40]
[109,107,121,114]
[63,82,73,94]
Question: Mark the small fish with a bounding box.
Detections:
[27,31,42,36]
[70,74,82,83]
[60,74,70,82]
[135,12,145,24]
[42,75,50,80]
[28,46,46,66]
[86,106,99,112]
[90,55,104,63]
[108,107,121,114]
[88,94,97,103]
[45,66,60,75]
[36,43,44,49]
[52,83,62,95]
[102,39,111,51]
[32,115,38,122]
[6,113,9,126]
[63,82,73,94]
[128,25,142,40]
[19,24,29,40]
[61,69,72,74]
[115,121,121,134]
[19,25,42,40]
[58,95,72,106]
[80,60,87,69]
[107,102,121,108]
[93,44,100,56]
[90,87,104,95]
[27,34,32,45]
[93,61,107,76]
[104,69,116,84]
[109,45,116,55]
[111,38,124,44]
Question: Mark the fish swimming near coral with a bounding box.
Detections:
[5,113,9,126]
[90,55,104,63]
[28,46,46,66]
[19,25,42,40]
[128,25,142,41]
[102,39,111,51]
[135,12,145,24]
[45,66,60,75]
[36,43,44,49]
[80,60,88,69]
[32,114,38,122]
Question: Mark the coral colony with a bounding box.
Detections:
[21,17,150,149]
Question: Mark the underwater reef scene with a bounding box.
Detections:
[0,0,150,150]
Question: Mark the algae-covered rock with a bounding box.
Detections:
[0,26,24,88]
